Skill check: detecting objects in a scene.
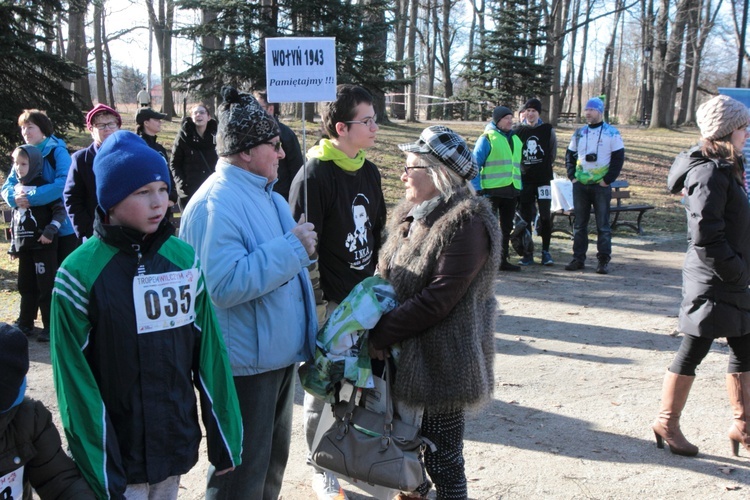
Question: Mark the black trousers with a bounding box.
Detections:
[519,183,552,252]
[16,246,58,331]
[670,334,750,375]
[489,196,517,257]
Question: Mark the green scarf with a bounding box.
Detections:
[307,138,366,172]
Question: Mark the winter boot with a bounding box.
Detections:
[652,371,699,456]
[727,372,750,456]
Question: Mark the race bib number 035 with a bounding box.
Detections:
[133,269,198,334]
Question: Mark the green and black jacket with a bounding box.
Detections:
[50,215,242,499]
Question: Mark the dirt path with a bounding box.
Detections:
[19,230,750,499]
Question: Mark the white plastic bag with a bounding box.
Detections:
[551,178,574,212]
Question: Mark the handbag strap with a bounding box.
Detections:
[341,360,396,438]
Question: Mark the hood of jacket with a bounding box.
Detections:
[38,134,66,159]
[667,145,729,194]
[178,116,217,147]
[16,144,44,184]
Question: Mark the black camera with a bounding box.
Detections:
[585,153,598,162]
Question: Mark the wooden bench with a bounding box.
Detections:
[551,180,654,236]
[558,112,577,123]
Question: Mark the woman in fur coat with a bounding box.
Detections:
[369,126,501,499]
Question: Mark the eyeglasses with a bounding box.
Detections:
[403,165,429,176]
[345,116,377,128]
[263,141,283,152]
[93,122,119,131]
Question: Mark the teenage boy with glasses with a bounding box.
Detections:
[288,84,387,500]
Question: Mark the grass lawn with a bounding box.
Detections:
[0,110,700,293]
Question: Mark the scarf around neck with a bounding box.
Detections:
[307,138,366,172]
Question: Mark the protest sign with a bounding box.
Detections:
[265,37,337,103]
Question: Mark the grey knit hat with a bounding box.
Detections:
[215,86,280,157]
[696,95,750,141]
[492,106,513,124]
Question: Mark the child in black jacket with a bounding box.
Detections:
[0,323,95,499]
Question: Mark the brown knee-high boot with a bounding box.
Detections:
[652,371,699,456]
[726,372,750,456]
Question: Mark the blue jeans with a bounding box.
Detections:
[572,182,611,263]
[206,365,295,500]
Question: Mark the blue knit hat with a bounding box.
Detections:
[585,97,604,114]
[94,130,171,212]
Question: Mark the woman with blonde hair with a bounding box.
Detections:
[369,126,501,498]
[655,95,750,457]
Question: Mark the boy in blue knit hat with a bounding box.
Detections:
[50,130,243,499]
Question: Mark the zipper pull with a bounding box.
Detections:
[133,244,145,275]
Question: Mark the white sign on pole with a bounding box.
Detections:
[265,37,337,103]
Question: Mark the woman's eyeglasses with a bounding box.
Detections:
[403,165,429,175]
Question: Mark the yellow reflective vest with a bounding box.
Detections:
[480,130,522,190]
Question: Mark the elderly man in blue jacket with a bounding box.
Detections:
[180,87,318,500]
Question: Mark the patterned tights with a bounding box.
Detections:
[415,407,467,499]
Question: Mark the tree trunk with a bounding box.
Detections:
[42,2,54,54]
[544,0,572,124]
[66,0,92,109]
[561,0,581,117]
[613,11,625,119]
[102,6,115,108]
[94,1,107,105]
[650,0,689,128]
[677,0,698,124]
[576,0,592,119]
[424,0,436,121]
[392,0,408,119]
[406,0,419,122]
[147,17,153,93]
[364,0,389,122]
[440,0,454,119]
[200,8,221,114]
[146,0,176,117]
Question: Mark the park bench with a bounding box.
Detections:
[551,179,654,236]
[558,112,577,123]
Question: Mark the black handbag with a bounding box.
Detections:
[311,362,427,492]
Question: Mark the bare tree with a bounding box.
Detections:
[406,0,419,122]
[575,0,593,120]
[561,0,581,116]
[66,0,93,109]
[542,0,573,123]
[145,0,176,117]
[683,0,723,122]
[650,0,690,128]
[600,0,624,122]
[392,0,409,119]
[94,0,107,105]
